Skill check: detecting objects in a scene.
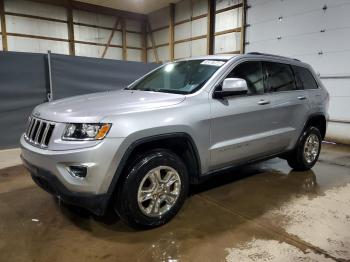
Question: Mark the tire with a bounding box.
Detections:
[115,149,189,229]
[287,126,322,171]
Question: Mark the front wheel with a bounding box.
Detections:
[287,126,322,171]
[115,149,189,229]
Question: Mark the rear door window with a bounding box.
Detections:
[265,62,296,92]
[292,66,319,90]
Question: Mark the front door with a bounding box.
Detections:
[209,61,282,170]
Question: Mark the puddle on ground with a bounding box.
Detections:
[265,183,350,260]
[225,239,335,262]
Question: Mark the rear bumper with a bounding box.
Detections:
[22,156,109,216]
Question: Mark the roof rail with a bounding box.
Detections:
[247,52,300,62]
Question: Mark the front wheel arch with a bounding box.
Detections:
[106,133,201,205]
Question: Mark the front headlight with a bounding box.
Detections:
[62,123,111,141]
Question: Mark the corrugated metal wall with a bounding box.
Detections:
[245,0,350,144]
[174,0,207,59]
[1,0,144,62]
[5,0,69,54]
[147,5,170,63]
[147,0,244,63]
[1,0,245,63]
[215,0,242,54]
[73,9,122,59]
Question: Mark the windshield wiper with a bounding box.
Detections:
[129,88,154,92]
[155,89,187,94]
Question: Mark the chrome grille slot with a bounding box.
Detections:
[24,117,55,148]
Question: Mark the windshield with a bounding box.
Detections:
[127,59,226,94]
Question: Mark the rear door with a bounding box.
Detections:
[264,61,311,150]
[292,65,324,113]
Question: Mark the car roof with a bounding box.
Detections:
[176,54,238,61]
[175,53,310,68]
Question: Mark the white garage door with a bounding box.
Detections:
[245,0,350,144]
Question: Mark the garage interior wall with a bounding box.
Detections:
[245,0,350,144]
[1,0,246,63]
[147,0,245,63]
[0,0,146,62]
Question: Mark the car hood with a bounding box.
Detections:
[33,89,186,123]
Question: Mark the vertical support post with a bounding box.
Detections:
[122,18,127,60]
[47,51,54,101]
[141,21,147,63]
[67,0,75,55]
[0,0,8,51]
[169,3,175,61]
[240,0,247,54]
[207,0,215,55]
[147,21,159,63]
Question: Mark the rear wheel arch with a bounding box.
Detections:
[304,114,327,139]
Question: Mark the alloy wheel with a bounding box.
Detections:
[137,166,181,217]
[303,133,320,163]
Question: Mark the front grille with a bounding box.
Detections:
[24,117,55,148]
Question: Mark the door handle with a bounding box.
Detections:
[298,96,307,100]
[258,100,270,105]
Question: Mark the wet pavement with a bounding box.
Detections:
[0,143,349,262]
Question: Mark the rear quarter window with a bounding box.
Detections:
[292,66,318,90]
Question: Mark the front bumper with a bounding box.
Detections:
[22,157,109,215]
[20,135,124,194]
[20,134,126,215]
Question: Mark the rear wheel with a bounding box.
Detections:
[115,149,189,229]
[287,126,322,171]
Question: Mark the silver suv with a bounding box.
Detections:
[20,53,329,228]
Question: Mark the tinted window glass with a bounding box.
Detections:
[227,61,265,95]
[293,66,318,90]
[265,62,296,92]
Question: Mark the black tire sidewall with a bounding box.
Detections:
[115,149,189,228]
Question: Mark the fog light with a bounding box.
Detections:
[69,166,87,178]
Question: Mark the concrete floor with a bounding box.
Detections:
[0,144,349,262]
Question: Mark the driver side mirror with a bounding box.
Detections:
[213,78,248,99]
